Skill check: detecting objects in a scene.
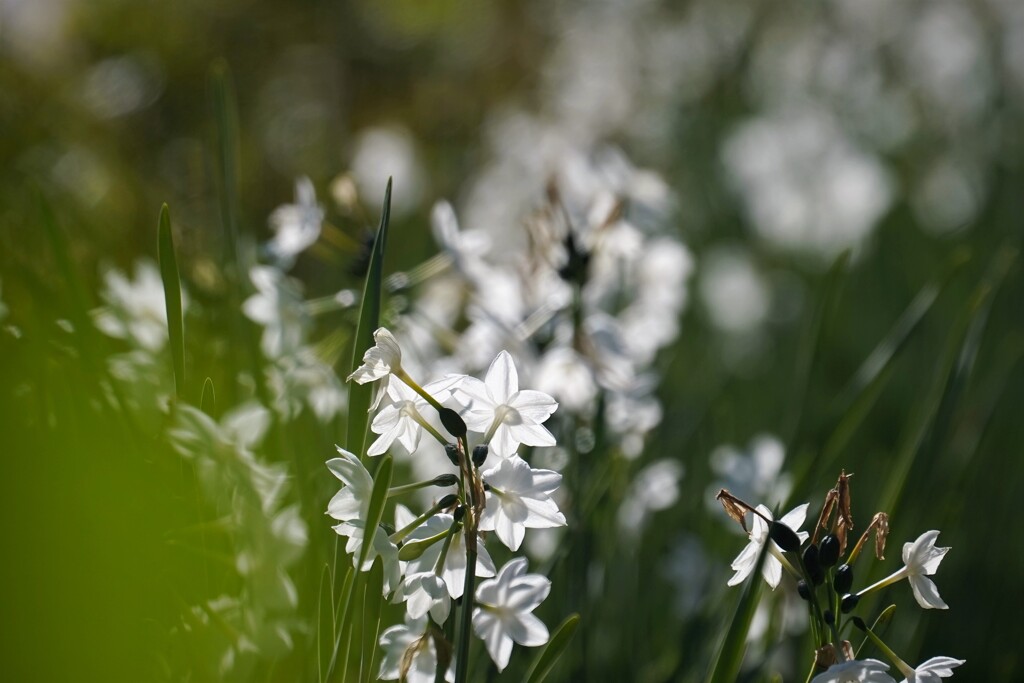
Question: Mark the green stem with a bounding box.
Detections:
[454,543,478,683]
[396,368,446,413]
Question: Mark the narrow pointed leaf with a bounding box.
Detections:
[200,377,216,416]
[158,204,186,399]
[705,534,769,683]
[209,61,240,267]
[346,179,392,457]
[524,613,580,683]
[360,558,385,683]
[359,455,393,568]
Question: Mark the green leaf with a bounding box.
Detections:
[345,178,392,458]
[200,377,215,416]
[705,535,769,683]
[158,204,186,400]
[209,61,240,268]
[359,558,385,683]
[359,455,393,568]
[524,613,580,683]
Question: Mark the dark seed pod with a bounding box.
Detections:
[834,564,854,594]
[850,616,867,632]
[472,444,489,468]
[823,609,835,626]
[841,594,860,614]
[432,474,459,487]
[453,505,466,522]
[819,534,841,567]
[439,408,467,438]
[797,580,812,601]
[770,521,802,553]
[436,494,459,510]
[802,544,824,584]
[444,443,460,467]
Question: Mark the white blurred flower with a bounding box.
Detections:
[899,656,965,682]
[242,266,308,359]
[479,455,566,551]
[456,351,558,458]
[699,248,770,335]
[431,200,490,281]
[472,557,551,672]
[268,176,323,269]
[617,459,684,535]
[350,126,425,218]
[93,259,182,351]
[856,530,950,609]
[708,434,791,512]
[378,615,454,683]
[728,503,809,589]
[812,659,896,683]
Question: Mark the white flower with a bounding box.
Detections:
[899,657,965,682]
[455,351,558,458]
[378,615,454,683]
[331,518,401,594]
[728,503,809,589]
[402,513,496,599]
[325,447,372,522]
[93,259,183,351]
[617,459,684,535]
[479,455,566,551]
[368,377,457,456]
[431,200,490,281]
[857,530,950,609]
[472,557,551,672]
[394,573,451,624]
[347,327,403,410]
[267,176,323,269]
[243,266,308,358]
[811,659,896,683]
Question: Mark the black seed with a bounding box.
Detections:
[797,580,811,601]
[439,408,467,438]
[432,474,459,487]
[819,534,841,567]
[841,594,860,614]
[851,616,867,632]
[436,494,459,510]
[834,564,854,594]
[472,444,489,468]
[453,505,466,522]
[444,443,460,466]
[824,609,835,626]
[770,521,801,553]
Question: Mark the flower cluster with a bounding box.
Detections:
[328,328,566,679]
[718,471,964,682]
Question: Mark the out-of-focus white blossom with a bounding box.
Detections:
[243,266,308,359]
[267,176,323,269]
[93,259,183,351]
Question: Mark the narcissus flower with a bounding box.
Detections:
[472,557,551,672]
[455,351,558,458]
[898,656,965,682]
[811,659,896,683]
[728,503,809,589]
[325,447,372,522]
[856,530,950,609]
[479,455,566,551]
[347,327,403,410]
[378,615,453,683]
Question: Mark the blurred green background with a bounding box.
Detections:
[2,0,1022,680]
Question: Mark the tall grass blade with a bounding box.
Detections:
[345,178,392,458]
[704,533,769,683]
[200,377,215,416]
[158,204,186,400]
[359,558,385,683]
[209,61,241,268]
[524,613,580,683]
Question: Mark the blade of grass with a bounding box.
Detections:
[704,533,770,683]
[345,178,392,458]
[158,204,186,401]
[524,613,580,683]
[359,558,385,683]
[877,247,1015,517]
[200,377,216,416]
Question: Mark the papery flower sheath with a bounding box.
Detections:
[455,350,558,458]
[728,503,809,589]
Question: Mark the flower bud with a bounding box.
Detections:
[819,534,840,567]
[770,521,802,553]
[803,544,824,585]
[472,444,489,468]
[436,493,459,510]
[840,594,860,614]
[797,580,811,601]
[833,564,854,594]
[439,408,467,438]
[453,505,466,522]
[823,609,835,626]
[850,616,867,632]
[444,443,460,467]
[432,474,459,488]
